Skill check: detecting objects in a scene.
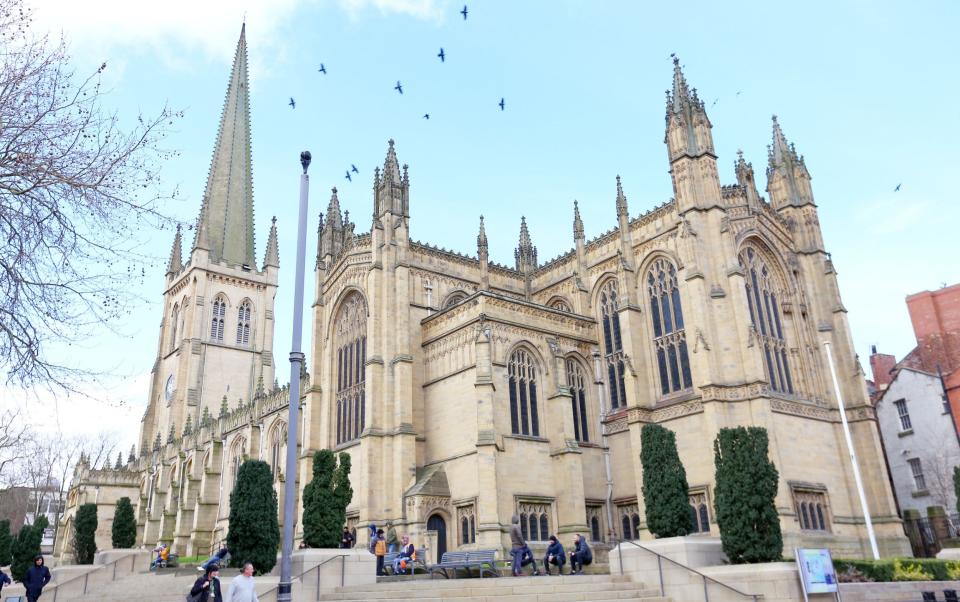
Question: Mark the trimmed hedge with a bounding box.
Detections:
[835,558,960,582]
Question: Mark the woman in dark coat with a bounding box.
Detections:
[189,565,222,602]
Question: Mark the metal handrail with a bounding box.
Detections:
[50,551,141,601]
[614,538,760,602]
[259,553,349,601]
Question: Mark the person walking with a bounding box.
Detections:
[568,534,593,575]
[339,526,355,549]
[199,546,229,571]
[393,535,416,575]
[23,555,51,602]
[372,528,387,576]
[543,535,566,576]
[189,564,222,602]
[226,561,259,602]
[385,521,399,554]
[367,523,377,553]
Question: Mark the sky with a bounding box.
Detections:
[6,0,959,449]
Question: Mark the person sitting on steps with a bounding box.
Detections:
[568,533,593,575]
[543,535,566,576]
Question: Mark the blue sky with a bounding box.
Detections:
[12,0,960,444]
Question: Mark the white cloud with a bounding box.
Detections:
[28,0,447,74]
[337,0,447,21]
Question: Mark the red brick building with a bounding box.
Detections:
[871,282,960,433]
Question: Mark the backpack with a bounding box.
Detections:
[374,539,386,556]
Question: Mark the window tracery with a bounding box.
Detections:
[335,293,367,445]
[566,358,590,443]
[647,258,692,395]
[598,280,627,409]
[236,300,251,346]
[508,348,540,437]
[210,296,226,342]
[739,246,794,394]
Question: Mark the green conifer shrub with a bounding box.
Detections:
[226,460,279,573]
[641,423,691,538]
[0,519,12,567]
[74,503,98,564]
[713,426,782,563]
[111,497,137,549]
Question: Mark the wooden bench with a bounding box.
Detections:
[427,550,499,579]
[384,547,427,575]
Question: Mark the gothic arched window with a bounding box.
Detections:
[508,348,540,437]
[169,304,179,353]
[443,291,468,309]
[590,516,601,542]
[739,246,794,394]
[269,422,286,481]
[229,437,246,487]
[210,296,226,342]
[335,292,367,445]
[236,300,252,346]
[549,298,572,313]
[565,358,590,443]
[598,280,627,409]
[647,258,692,395]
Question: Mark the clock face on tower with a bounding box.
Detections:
[164,374,176,402]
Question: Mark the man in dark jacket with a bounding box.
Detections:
[339,527,355,549]
[189,564,222,602]
[543,535,565,575]
[509,515,538,576]
[568,534,593,575]
[24,555,52,602]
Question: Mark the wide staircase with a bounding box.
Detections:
[320,574,668,602]
[61,567,248,601]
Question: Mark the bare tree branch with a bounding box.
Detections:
[0,0,181,391]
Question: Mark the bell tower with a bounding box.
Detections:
[139,24,279,453]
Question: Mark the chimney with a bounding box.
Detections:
[869,346,897,391]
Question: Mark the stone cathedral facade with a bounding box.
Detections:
[57,28,909,561]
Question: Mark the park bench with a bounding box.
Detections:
[384,547,427,575]
[427,549,499,579]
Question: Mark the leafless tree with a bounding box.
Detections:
[0,407,33,486]
[0,0,181,391]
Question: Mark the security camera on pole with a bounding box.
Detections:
[278,151,312,601]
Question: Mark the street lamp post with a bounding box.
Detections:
[823,340,880,560]
[278,151,311,601]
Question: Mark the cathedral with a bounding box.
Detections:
[56,26,910,563]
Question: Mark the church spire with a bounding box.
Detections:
[477,215,488,259]
[263,216,279,268]
[374,139,410,221]
[166,224,183,276]
[615,175,628,218]
[573,201,584,241]
[514,216,537,273]
[193,23,256,267]
[664,55,715,163]
[766,115,814,211]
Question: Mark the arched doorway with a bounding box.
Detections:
[427,514,447,559]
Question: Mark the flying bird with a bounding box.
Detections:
[351,164,359,174]
[345,171,352,182]
[894,183,902,192]
[498,97,505,111]
[461,5,468,19]
[318,64,327,74]
[394,81,403,94]
[288,97,296,109]
[711,97,718,107]
[438,48,445,62]
[736,90,742,97]
[423,113,430,120]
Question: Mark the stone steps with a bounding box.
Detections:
[320,574,667,602]
[60,570,276,601]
